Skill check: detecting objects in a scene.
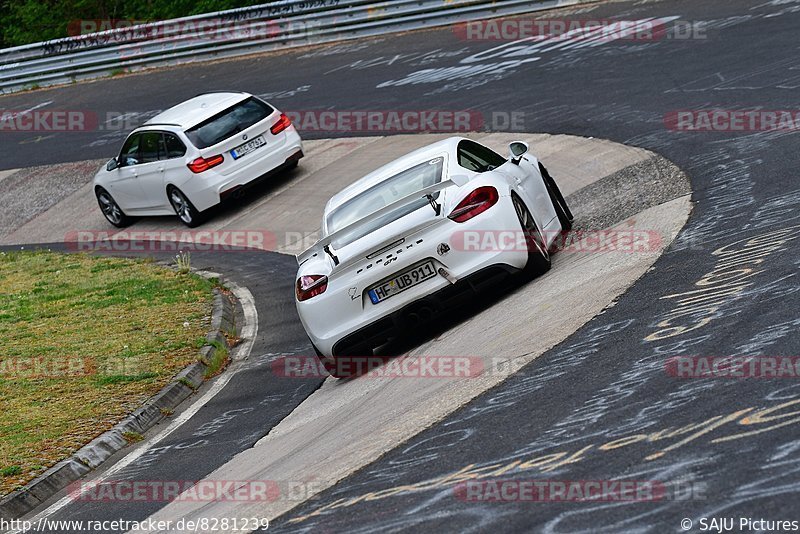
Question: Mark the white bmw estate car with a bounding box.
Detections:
[296,137,573,374]
[93,91,303,227]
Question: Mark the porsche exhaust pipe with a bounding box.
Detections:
[404,305,434,328]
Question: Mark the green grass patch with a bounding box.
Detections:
[0,250,213,495]
[202,340,230,379]
[1,466,21,477]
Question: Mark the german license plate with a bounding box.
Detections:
[231,135,266,159]
[368,261,438,304]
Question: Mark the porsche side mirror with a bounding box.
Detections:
[106,157,119,171]
[509,141,529,164]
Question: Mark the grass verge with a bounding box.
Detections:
[0,250,214,495]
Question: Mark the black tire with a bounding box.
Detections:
[539,162,573,233]
[512,193,551,276]
[95,187,135,228]
[167,186,205,228]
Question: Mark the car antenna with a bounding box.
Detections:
[324,244,340,266]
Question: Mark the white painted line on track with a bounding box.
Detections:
[7,100,53,118]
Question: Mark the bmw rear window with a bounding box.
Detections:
[185,97,274,149]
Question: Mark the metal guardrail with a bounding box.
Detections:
[0,0,586,94]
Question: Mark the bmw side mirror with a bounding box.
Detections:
[509,141,529,164]
[106,157,119,171]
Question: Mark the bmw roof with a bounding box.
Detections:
[144,91,250,129]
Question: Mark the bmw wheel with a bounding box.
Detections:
[96,187,134,228]
[168,187,204,228]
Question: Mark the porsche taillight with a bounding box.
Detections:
[296,274,328,301]
[448,186,499,223]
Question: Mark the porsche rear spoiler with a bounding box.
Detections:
[297,176,467,266]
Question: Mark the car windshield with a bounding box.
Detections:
[184,97,274,149]
[326,157,445,246]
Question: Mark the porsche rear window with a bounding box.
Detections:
[185,97,274,149]
[326,157,444,240]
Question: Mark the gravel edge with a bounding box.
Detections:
[567,153,692,232]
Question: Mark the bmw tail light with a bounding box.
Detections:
[296,275,328,301]
[271,113,292,135]
[187,154,224,173]
[448,186,499,223]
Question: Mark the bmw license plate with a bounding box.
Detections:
[231,135,266,159]
[368,261,438,304]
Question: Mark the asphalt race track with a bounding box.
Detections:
[2,0,800,532]
[0,129,691,531]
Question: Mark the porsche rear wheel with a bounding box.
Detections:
[512,194,551,276]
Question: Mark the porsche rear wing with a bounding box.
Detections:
[297,178,465,267]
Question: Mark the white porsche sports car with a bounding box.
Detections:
[295,137,573,375]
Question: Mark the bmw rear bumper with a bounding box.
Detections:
[189,128,303,212]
